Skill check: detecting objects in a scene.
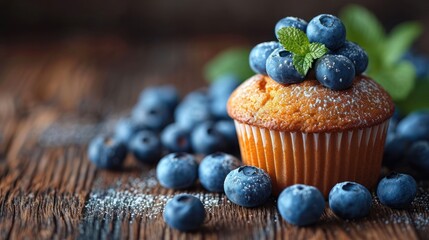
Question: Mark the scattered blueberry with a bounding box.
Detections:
[224,166,272,207]
[266,48,305,84]
[396,111,429,142]
[129,130,162,164]
[334,41,368,74]
[182,89,211,105]
[210,97,230,120]
[88,135,127,169]
[175,98,213,131]
[161,123,192,153]
[406,141,429,173]
[191,121,227,155]
[214,120,239,152]
[199,152,241,192]
[207,75,239,120]
[275,17,308,39]
[386,108,402,142]
[306,14,346,50]
[249,41,281,75]
[387,118,398,136]
[114,117,148,146]
[403,51,429,79]
[163,194,205,231]
[315,54,355,90]
[138,85,179,111]
[277,184,325,226]
[377,172,417,209]
[156,152,198,189]
[208,74,241,99]
[132,98,173,131]
[329,182,372,219]
[383,136,411,167]
[392,108,403,122]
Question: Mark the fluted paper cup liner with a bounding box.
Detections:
[234,120,389,197]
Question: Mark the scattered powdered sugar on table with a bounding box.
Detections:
[84,170,225,221]
[409,186,429,230]
[375,185,429,230]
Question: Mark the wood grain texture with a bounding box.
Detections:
[0,36,428,240]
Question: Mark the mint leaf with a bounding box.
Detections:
[371,61,416,100]
[383,22,422,66]
[277,27,328,76]
[277,27,309,55]
[340,5,385,52]
[340,4,421,102]
[204,48,253,83]
[340,5,386,72]
[308,43,328,59]
[396,80,429,114]
[293,54,313,76]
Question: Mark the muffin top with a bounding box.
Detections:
[227,74,394,133]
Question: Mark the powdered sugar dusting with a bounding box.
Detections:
[83,170,224,221]
[410,186,429,230]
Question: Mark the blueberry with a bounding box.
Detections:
[383,136,411,167]
[396,111,429,142]
[138,85,179,111]
[386,109,402,141]
[406,141,429,173]
[224,166,272,207]
[306,14,346,50]
[208,75,240,120]
[377,172,417,209]
[266,48,305,84]
[209,74,241,99]
[315,54,355,90]
[329,182,372,219]
[114,117,148,146]
[182,89,211,105]
[156,152,198,189]
[249,41,281,75]
[199,152,241,192]
[132,98,173,131]
[191,122,228,155]
[277,184,325,226]
[175,97,213,131]
[87,135,127,169]
[161,123,192,153]
[334,41,368,74]
[214,120,239,153]
[163,194,205,231]
[275,17,308,39]
[403,51,429,79]
[388,117,398,136]
[129,130,162,164]
[210,97,230,120]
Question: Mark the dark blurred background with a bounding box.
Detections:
[0,0,428,51]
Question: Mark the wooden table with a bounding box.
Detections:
[0,35,428,240]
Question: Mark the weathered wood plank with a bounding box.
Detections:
[0,109,96,239]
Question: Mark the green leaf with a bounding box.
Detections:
[308,43,328,59]
[204,48,253,83]
[383,22,423,66]
[293,54,312,76]
[369,61,416,100]
[277,27,309,55]
[340,4,385,53]
[396,80,429,114]
[340,4,422,102]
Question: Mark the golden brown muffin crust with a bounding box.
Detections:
[227,74,395,133]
